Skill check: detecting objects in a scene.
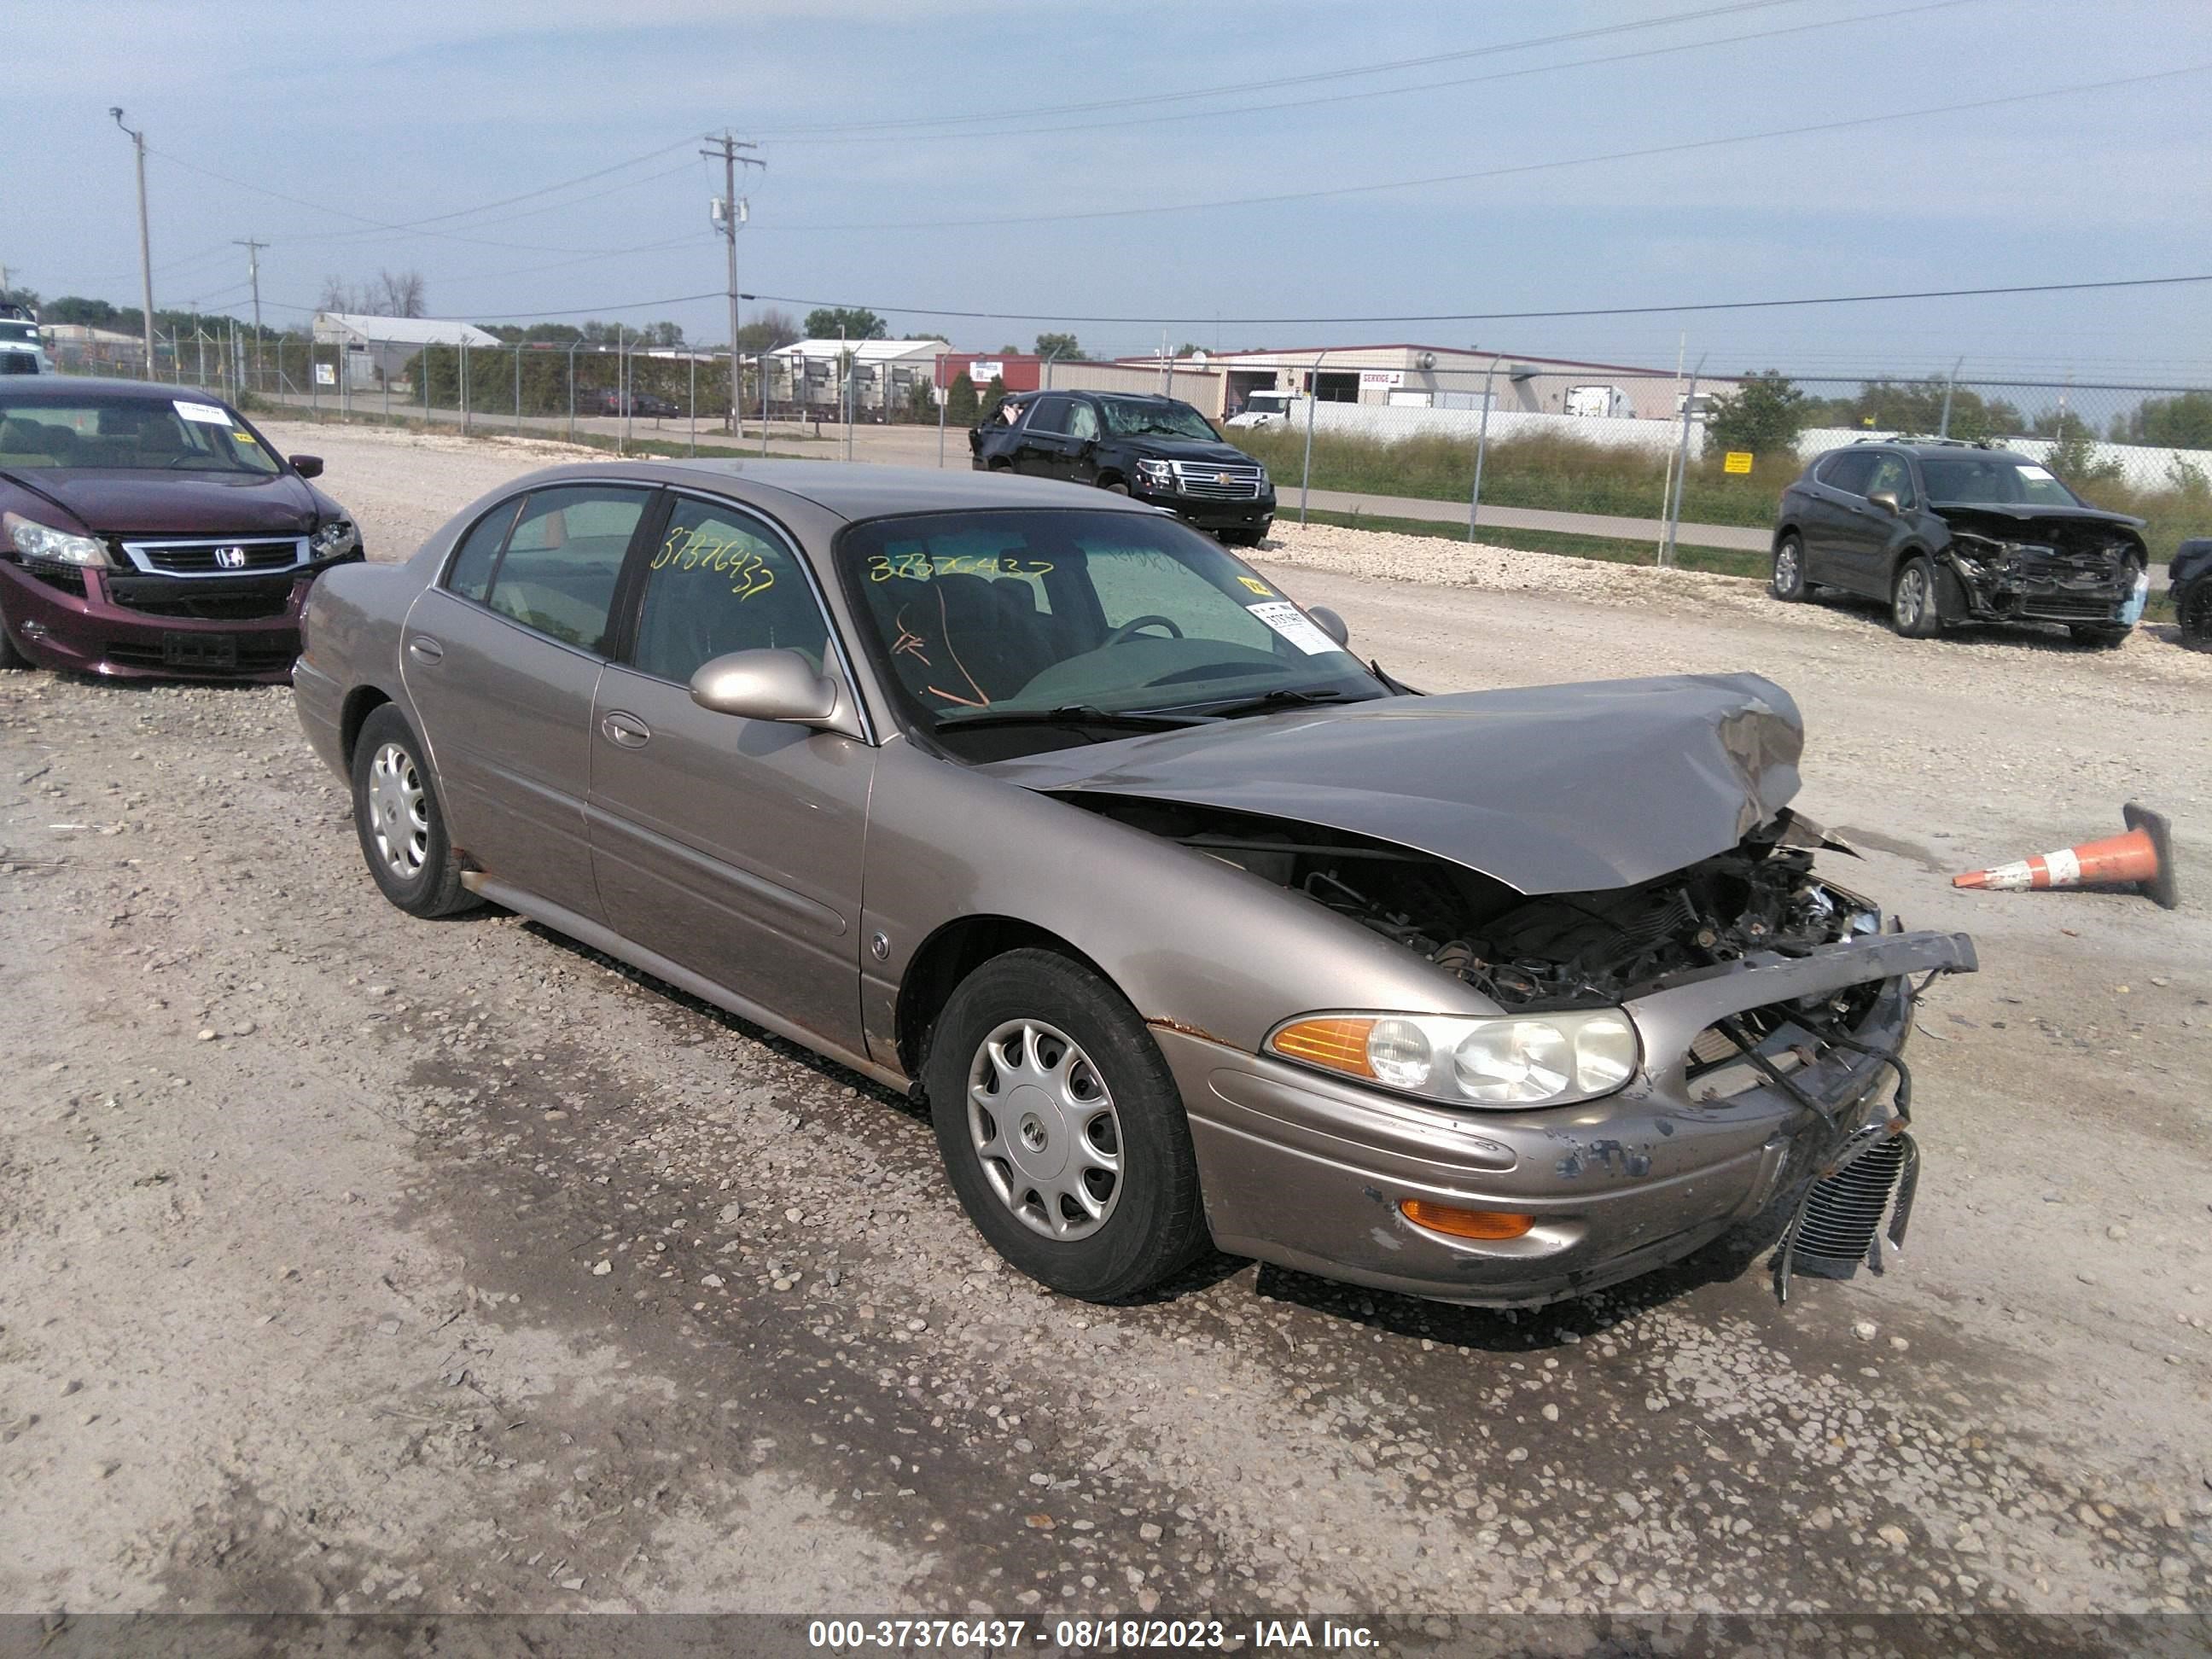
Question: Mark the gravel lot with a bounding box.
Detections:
[3,422,2207,1624]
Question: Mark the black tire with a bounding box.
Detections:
[1218,527,1265,548]
[923,949,1208,1302]
[2069,625,2131,649]
[1889,556,1941,639]
[2179,579,2212,648]
[350,704,478,918]
[1101,479,1130,496]
[0,608,32,670]
[1770,533,1807,602]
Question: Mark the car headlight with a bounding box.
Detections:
[1134,458,1175,489]
[1268,1009,1641,1109]
[3,511,108,568]
[311,518,360,560]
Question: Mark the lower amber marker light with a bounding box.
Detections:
[1399,1200,1535,1240]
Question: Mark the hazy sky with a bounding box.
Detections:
[11,0,2212,383]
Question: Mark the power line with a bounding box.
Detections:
[145,144,701,257]
[265,289,727,320]
[772,0,1988,147]
[741,272,2212,328]
[751,0,1814,137]
[758,61,2212,231]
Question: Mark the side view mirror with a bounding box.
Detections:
[690,649,864,740]
[1868,490,1901,515]
[1306,605,1351,649]
[289,454,324,479]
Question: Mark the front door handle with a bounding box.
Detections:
[600,711,651,749]
[406,635,445,662]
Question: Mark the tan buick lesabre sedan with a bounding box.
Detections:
[294,461,1973,1307]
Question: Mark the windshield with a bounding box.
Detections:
[0,393,280,474]
[1921,456,2083,509]
[841,509,1381,739]
[0,393,282,474]
[0,322,38,346]
[1099,399,1218,441]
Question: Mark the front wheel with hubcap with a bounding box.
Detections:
[1770,534,1807,602]
[924,949,1208,1301]
[351,704,478,917]
[1889,556,1941,639]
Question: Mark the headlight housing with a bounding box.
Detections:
[1134,457,1175,489]
[4,511,108,568]
[1269,1009,1641,1109]
[311,518,360,560]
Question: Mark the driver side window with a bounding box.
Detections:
[1866,454,1915,506]
[1067,400,1100,442]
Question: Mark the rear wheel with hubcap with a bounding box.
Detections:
[351,704,478,918]
[924,949,1209,1301]
[1889,556,1941,639]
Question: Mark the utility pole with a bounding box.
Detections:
[235,238,268,392]
[111,108,155,379]
[701,131,764,437]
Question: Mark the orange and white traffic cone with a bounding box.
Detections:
[1952,802,2178,910]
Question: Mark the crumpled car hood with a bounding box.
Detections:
[1932,502,2145,538]
[987,672,1805,894]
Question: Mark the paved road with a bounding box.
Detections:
[262,389,1773,553]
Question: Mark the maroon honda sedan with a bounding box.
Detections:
[0,378,361,682]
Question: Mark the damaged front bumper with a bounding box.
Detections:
[1940,538,2147,629]
[1161,928,1976,1308]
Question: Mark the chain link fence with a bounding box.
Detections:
[38,334,2212,561]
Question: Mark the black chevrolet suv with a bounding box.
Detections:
[970,391,1274,544]
[1770,439,2150,646]
[2171,538,2212,648]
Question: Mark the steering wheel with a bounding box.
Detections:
[1104,614,1184,647]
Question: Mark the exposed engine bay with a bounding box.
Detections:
[1938,511,2146,626]
[1074,796,1883,1014]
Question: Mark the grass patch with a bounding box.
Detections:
[1286,508,1770,580]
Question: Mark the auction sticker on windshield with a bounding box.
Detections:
[173,400,234,425]
[1248,600,1339,655]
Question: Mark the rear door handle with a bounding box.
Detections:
[600,712,651,749]
[406,635,444,662]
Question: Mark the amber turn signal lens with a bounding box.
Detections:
[1270,1016,1377,1078]
[1399,1200,1534,1240]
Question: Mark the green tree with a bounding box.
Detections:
[905,375,937,421]
[43,295,124,328]
[2128,391,2212,450]
[804,306,886,341]
[1034,331,1081,360]
[1703,370,1808,456]
[946,370,980,424]
[2045,422,2122,491]
[1846,375,2011,439]
[985,375,1008,409]
[0,285,39,312]
[734,307,800,352]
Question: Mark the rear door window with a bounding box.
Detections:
[1026,396,1072,435]
[481,486,649,654]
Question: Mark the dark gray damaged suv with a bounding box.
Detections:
[1769,439,2150,647]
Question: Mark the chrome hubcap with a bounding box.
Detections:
[1895,568,1927,627]
[968,1018,1122,1241]
[367,742,429,880]
[1775,543,1800,590]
